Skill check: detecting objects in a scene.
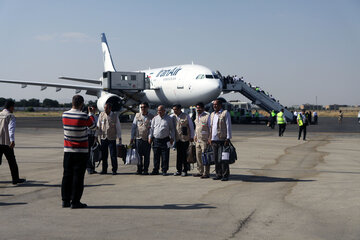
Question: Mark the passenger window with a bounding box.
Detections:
[121,75,128,81]
[131,75,136,81]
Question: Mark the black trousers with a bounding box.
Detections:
[61,152,87,204]
[298,126,307,140]
[152,137,170,173]
[212,141,230,178]
[86,135,96,172]
[176,141,190,173]
[0,145,20,181]
[136,139,151,172]
[101,139,118,173]
[278,124,286,136]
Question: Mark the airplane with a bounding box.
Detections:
[0,33,223,113]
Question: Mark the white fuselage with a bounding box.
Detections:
[139,64,222,107]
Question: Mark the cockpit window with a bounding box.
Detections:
[205,75,214,79]
[213,74,219,79]
[196,74,205,79]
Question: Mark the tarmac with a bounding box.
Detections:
[1,117,360,240]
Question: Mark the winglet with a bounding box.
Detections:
[101,33,116,72]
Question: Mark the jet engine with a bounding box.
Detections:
[97,93,123,112]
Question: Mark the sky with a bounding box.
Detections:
[0,0,359,107]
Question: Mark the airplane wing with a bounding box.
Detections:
[0,78,102,96]
[59,76,102,84]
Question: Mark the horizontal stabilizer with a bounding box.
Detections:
[59,76,102,84]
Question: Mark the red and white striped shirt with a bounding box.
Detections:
[62,109,96,153]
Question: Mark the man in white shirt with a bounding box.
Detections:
[0,100,26,185]
[149,105,175,176]
[209,99,232,181]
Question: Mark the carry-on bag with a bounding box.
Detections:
[90,141,102,168]
[187,143,197,164]
[202,145,215,165]
[125,148,140,165]
[221,142,237,164]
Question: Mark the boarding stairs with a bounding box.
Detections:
[223,81,293,121]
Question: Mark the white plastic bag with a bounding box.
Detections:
[221,151,230,161]
[125,148,140,165]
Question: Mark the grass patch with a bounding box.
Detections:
[14,111,63,117]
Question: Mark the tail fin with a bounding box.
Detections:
[101,33,116,72]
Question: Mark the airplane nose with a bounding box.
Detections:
[203,78,222,98]
[208,79,222,91]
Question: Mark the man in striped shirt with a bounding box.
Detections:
[61,95,96,209]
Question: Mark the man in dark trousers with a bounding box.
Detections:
[171,104,194,177]
[87,105,98,174]
[209,99,232,181]
[149,105,175,176]
[277,109,287,137]
[131,102,154,175]
[0,100,26,185]
[97,103,122,175]
[62,95,96,209]
[297,109,307,141]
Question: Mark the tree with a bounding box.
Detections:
[17,99,28,107]
[42,98,59,107]
[28,98,40,107]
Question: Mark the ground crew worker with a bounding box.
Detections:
[254,110,260,124]
[0,100,26,185]
[149,105,175,176]
[277,109,287,137]
[209,99,232,181]
[130,102,154,175]
[297,109,307,140]
[245,111,251,123]
[313,111,318,125]
[97,103,122,175]
[269,110,276,129]
[338,110,343,125]
[193,102,211,178]
[171,104,194,177]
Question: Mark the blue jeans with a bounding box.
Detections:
[101,139,118,173]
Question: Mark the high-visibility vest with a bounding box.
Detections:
[271,111,276,117]
[255,112,259,117]
[297,114,304,126]
[277,112,285,124]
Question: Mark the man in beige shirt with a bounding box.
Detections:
[97,103,122,175]
[130,102,154,175]
[193,102,211,178]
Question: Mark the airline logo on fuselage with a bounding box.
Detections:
[156,67,182,77]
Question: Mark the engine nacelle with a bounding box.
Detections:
[97,93,122,112]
